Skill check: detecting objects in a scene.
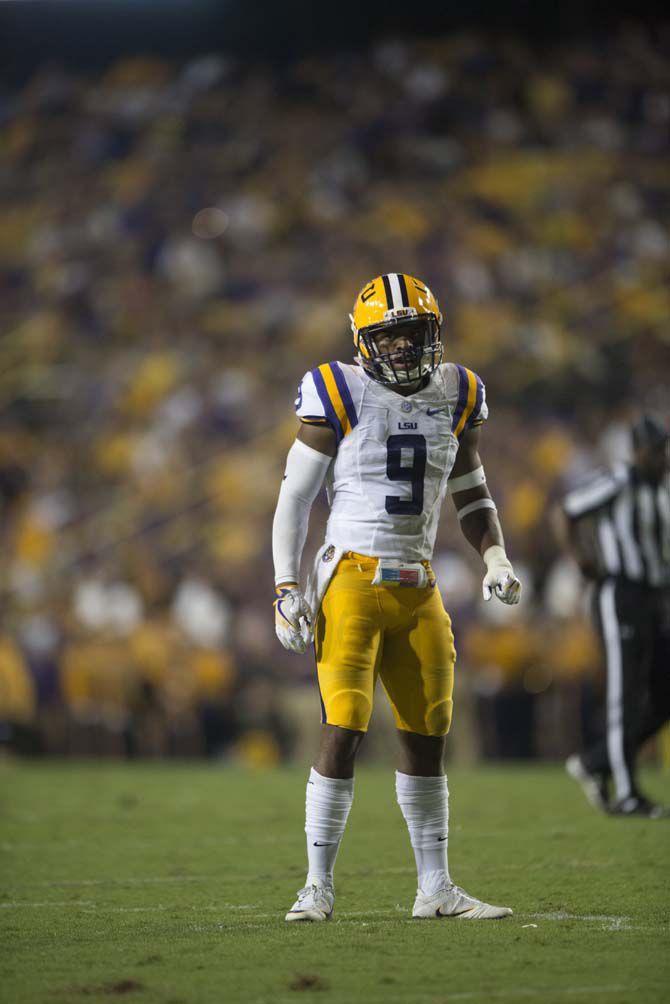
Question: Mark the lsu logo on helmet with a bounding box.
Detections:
[350,273,443,386]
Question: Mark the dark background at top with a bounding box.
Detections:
[1,0,667,84]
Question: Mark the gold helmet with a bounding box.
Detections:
[350,273,443,385]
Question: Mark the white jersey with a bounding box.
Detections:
[295,361,488,561]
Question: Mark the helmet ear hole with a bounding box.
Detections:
[356,332,371,359]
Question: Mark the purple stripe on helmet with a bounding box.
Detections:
[329,362,358,431]
[311,367,344,443]
[396,273,410,307]
[381,274,393,309]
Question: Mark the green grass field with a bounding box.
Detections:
[1,761,669,1004]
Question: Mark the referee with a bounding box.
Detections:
[559,416,670,818]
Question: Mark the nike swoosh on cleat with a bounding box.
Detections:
[288,908,333,919]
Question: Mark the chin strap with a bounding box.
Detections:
[357,347,441,386]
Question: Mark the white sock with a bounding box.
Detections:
[396,771,451,895]
[305,767,354,887]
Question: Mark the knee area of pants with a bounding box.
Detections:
[328,688,372,732]
[425,698,453,737]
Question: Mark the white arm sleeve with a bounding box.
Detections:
[272,439,332,586]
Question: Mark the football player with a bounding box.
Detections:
[272,273,521,921]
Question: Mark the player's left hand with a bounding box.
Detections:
[482,546,522,605]
[274,584,313,653]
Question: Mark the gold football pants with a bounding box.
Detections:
[314,553,456,737]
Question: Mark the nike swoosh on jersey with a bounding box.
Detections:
[427,407,448,416]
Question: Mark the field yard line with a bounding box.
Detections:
[0,900,98,909]
[0,902,395,918]
[256,988,629,1004]
[378,990,625,1002]
[529,911,630,924]
[445,988,629,1000]
[0,901,645,928]
[268,989,629,1003]
[0,901,654,934]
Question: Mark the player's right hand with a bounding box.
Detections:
[274,584,313,654]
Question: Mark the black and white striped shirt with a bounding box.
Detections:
[563,465,670,587]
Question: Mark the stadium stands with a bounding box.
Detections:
[1,29,668,759]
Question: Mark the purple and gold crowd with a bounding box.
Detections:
[1,27,668,761]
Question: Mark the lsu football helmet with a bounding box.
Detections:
[351,273,443,386]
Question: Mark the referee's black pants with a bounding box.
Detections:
[581,578,670,803]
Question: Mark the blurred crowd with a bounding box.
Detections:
[0,26,668,762]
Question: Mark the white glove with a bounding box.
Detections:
[274,584,313,654]
[482,545,522,605]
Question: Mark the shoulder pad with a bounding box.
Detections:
[446,363,488,438]
[295,362,360,445]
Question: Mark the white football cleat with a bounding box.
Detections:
[285,882,334,922]
[412,883,512,920]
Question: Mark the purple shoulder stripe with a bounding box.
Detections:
[311,367,344,443]
[451,364,470,433]
[329,362,358,432]
[467,372,485,427]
